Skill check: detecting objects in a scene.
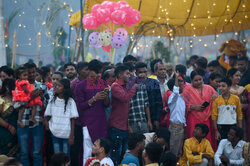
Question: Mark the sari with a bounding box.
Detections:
[0,97,18,157]
[245,84,250,141]
[182,84,218,150]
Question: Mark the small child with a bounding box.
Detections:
[212,78,242,141]
[179,123,214,166]
[209,72,223,94]
[12,67,42,127]
[44,79,79,154]
[167,72,186,159]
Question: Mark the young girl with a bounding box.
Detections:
[44,79,78,154]
[12,67,42,127]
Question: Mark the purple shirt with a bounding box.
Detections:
[71,77,81,93]
[74,77,108,142]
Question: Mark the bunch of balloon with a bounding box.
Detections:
[82,1,141,63]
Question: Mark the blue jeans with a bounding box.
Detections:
[17,125,43,166]
[51,134,69,155]
[108,127,128,165]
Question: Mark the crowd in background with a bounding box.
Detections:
[0,52,250,166]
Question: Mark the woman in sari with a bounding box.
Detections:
[0,78,18,157]
[182,69,218,150]
[227,68,248,140]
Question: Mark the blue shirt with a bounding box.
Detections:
[121,153,140,166]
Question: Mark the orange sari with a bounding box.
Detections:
[182,84,218,150]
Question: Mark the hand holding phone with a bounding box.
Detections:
[202,101,210,108]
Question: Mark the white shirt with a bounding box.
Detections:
[100,157,114,166]
[168,86,186,125]
[157,78,169,97]
[44,97,79,139]
[214,139,245,166]
[217,105,237,125]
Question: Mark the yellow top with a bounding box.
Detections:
[212,94,242,123]
[218,54,232,71]
[244,84,250,92]
[179,137,214,166]
[70,0,250,36]
[148,75,157,79]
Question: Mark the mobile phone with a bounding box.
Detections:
[104,88,109,93]
[202,101,210,108]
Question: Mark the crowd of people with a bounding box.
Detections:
[0,49,250,166]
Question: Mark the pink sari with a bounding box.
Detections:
[182,84,218,150]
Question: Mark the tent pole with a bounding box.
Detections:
[80,0,85,61]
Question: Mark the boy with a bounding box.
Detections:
[108,64,139,165]
[179,123,214,166]
[167,72,186,159]
[209,72,223,94]
[212,78,242,141]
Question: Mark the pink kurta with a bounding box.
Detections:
[182,84,218,150]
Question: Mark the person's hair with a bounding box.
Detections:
[51,79,72,112]
[186,60,190,66]
[145,142,163,163]
[102,66,113,81]
[128,133,146,150]
[190,68,205,80]
[40,66,51,81]
[88,60,103,74]
[195,123,209,137]
[167,78,175,92]
[150,59,162,73]
[195,57,208,69]
[227,68,238,79]
[209,72,223,81]
[155,127,170,145]
[15,66,27,79]
[154,61,164,73]
[3,158,21,166]
[76,62,88,73]
[190,55,199,61]
[207,60,220,67]
[49,152,70,166]
[175,64,187,76]
[123,55,137,63]
[114,65,129,77]
[237,56,248,62]
[123,62,135,72]
[63,62,76,71]
[99,138,111,154]
[0,78,15,96]
[230,126,244,140]
[24,62,37,70]
[0,65,8,72]
[219,78,232,87]
[1,67,14,78]
[135,62,147,71]
[53,71,64,78]
[159,152,178,166]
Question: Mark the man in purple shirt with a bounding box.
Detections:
[71,62,89,93]
[109,64,139,165]
[73,60,109,166]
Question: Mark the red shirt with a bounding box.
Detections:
[109,79,136,130]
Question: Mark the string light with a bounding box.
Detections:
[28,42,31,46]
[245,15,248,19]
[63,2,67,5]
[23,25,26,28]
[197,2,200,6]
[158,36,161,38]
[213,41,216,45]
[199,39,202,42]
[170,37,174,41]
[169,2,172,5]
[37,8,40,12]
[18,24,22,27]
[16,44,19,47]
[47,7,50,11]
[42,21,46,25]
[37,32,41,35]
[22,11,25,14]
[190,45,193,48]
[235,32,238,35]
[176,43,179,46]
[204,44,207,47]
[243,39,247,42]
[180,47,183,50]
[193,15,197,18]
[213,2,216,6]
[5,44,8,47]
[216,34,219,37]
[14,1,17,4]
[239,20,242,24]
[242,4,246,8]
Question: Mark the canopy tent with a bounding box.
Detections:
[69,0,250,37]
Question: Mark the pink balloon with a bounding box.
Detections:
[111,10,126,25]
[102,1,120,13]
[117,1,129,6]
[102,45,111,52]
[132,9,141,24]
[91,4,101,14]
[119,4,132,13]
[83,14,100,29]
[114,28,128,40]
[124,9,134,26]
[94,8,111,24]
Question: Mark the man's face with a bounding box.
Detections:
[156,64,166,79]
[227,129,237,143]
[27,67,36,82]
[65,65,76,80]
[120,70,130,83]
[166,68,173,77]
[92,139,101,156]
[237,60,248,73]
[136,67,147,79]
[208,66,216,73]
[106,69,115,86]
[193,126,204,138]
[79,66,89,79]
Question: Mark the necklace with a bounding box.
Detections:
[222,94,231,105]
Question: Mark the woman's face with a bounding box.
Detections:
[52,74,62,85]
[231,71,241,85]
[0,71,8,81]
[55,81,64,94]
[192,75,203,88]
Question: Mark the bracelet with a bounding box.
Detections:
[92,96,96,102]
[6,124,11,130]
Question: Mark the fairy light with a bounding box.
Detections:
[193,34,196,37]
[23,25,26,28]
[193,15,197,18]
[190,45,193,48]
[169,2,172,5]
[150,41,153,44]
[28,42,31,46]
[63,2,67,5]
[190,40,193,43]
[224,19,228,22]
[193,27,196,30]
[204,44,207,47]
[29,38,31,40]
[146,45,148,47]
[170,37,174,41]
[18,24,22,27]
[37,8,40,12]
[213,2,216,6]
[230,19,233,22]
[176,43,179,46]
[210,22,213,25]
[18,14,21,17]
[208,16,211,19]
[37,32,41,36]
[191,23,194,26]
[71,27,74,30]
[226,41,229,44]
[14,1,17,4]
[22,11,25,14]
[242,4,246,8]
[16,44,19,47]
[42,21,46,25]
[5,44,8,47]
[207,11,210,14]
[47,7,50,11]
[67,46,70,49]
[158,36,161,38]
[180,47,183,50]
[213,41,216,45]
[58,32,62,35]
[187,9,190,13]
[243,39,247,42]
[159,5,162,9]
[68,14,71,17]
[184,0,186,2]
[197,2,200,6]
[158,17,161,20]
[199,39,202,42]
[239,20,242,24]
[70,8,73,12]
[48,32,51,35]
[216,34,219,38]
[152,30,155,34]
[235,32,238,35]
[245,15,248,19]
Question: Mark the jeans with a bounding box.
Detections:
[51,134,69,155]
[70,125,83,166]
[169,124,185,159]
[17,125,43,166]
[108,127,128,166]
